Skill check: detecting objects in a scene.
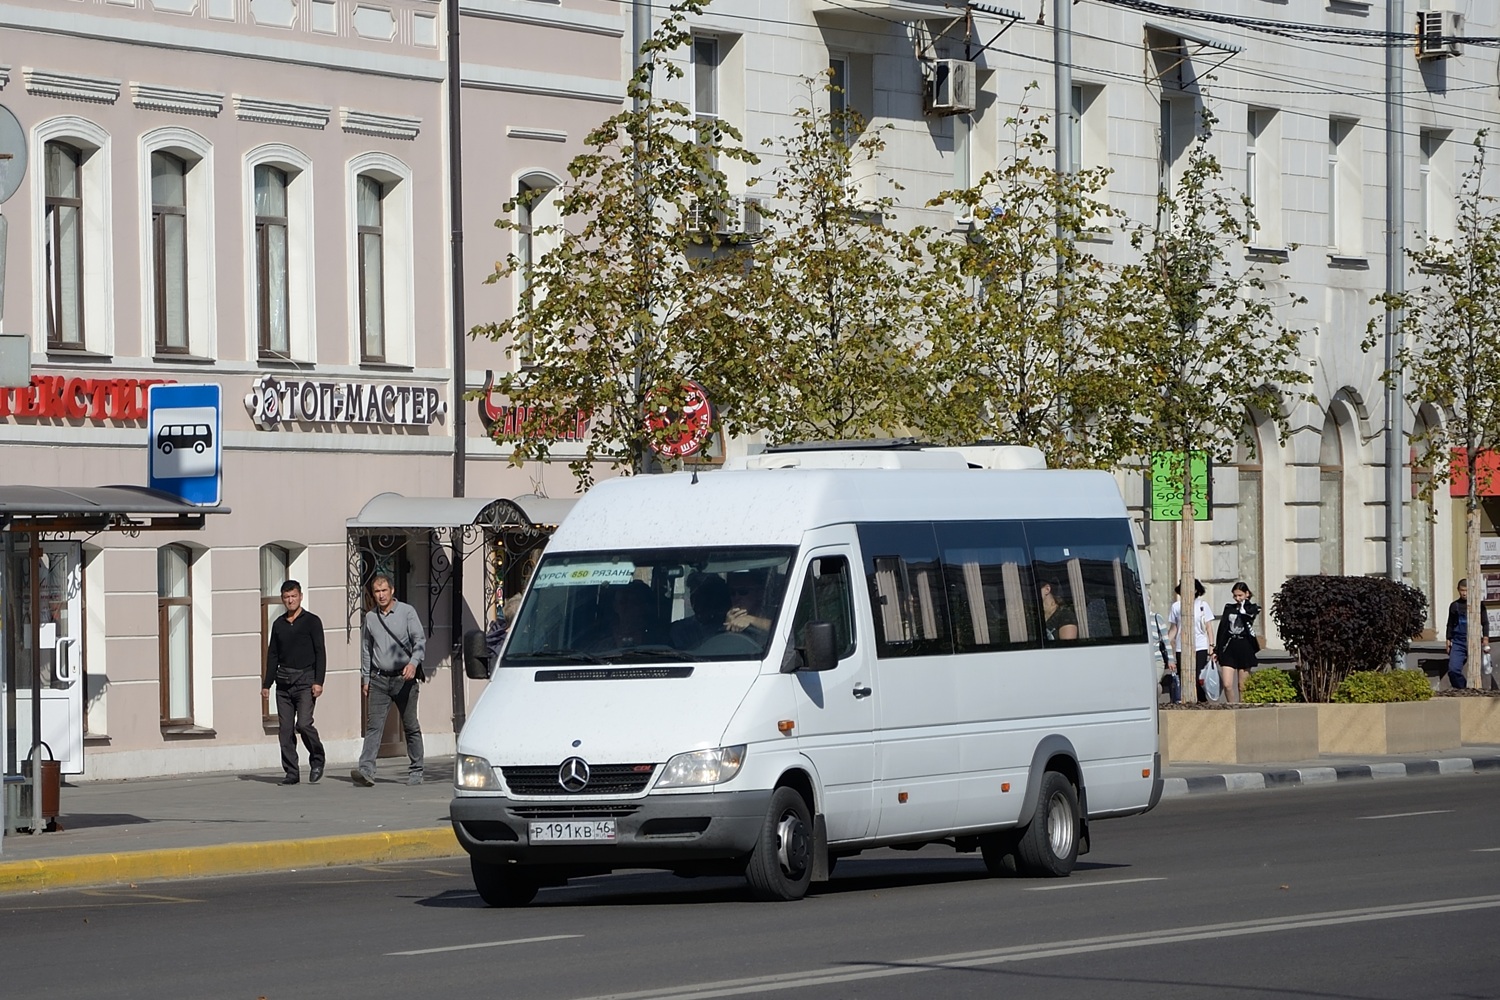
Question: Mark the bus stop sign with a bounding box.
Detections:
[148,383,222,506]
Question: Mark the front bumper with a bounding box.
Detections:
[451,788,774,866]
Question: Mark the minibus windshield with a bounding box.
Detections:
[503,547,797,665]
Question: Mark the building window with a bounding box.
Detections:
[158,544,194,725]
[255,165,290,357]
[260,543,291,723]
[44,141,85,349]
[1319,415,1344,576]
[829,56,847,124]
[1420,129,1454,244]
[1328,118,1361,253]
[1246,107,1282,246]
[152,151,190,354]
[357,173,385,362]
[514,173,560,364]
[1236,430,1265,628]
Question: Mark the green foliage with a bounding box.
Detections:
[728,77,937,443]
[471,0,759,481]
[1270,575,1429,702]
[1365,131,1500,688]
[1331,669,1433,704]
[1242,668,1299,704]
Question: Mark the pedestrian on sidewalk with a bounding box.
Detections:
[1214,582,1260,704]
[263,580,327,785]
[1167,580,1215,702]
[1445,579,1490,690]
[353,574,427,787]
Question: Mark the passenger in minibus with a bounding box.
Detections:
[671,573,733,649]
[726,570,773,637]
[1039,578,1079,641]
[588,580,668,650]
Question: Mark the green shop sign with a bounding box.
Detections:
[1149,451,1211,521]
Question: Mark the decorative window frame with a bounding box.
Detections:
[244,144,316,365]
[139,127,216,360]
[30,116,114,357]
[346,151,414,367]
[511,168,563,369]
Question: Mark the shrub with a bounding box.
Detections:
[1331,669,1434,704]
[1243,668,1299,704]
[1270,575,1428,702]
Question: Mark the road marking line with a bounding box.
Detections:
[388,934,582,956]
[1023,877,1166,891]
[1359,809,1454,820]
[1476,847,1500,853]
[560,895,1500,1000]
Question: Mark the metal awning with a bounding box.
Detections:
[346,492,576,532]
[0,485,229,532]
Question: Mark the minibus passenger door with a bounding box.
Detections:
[786,551,874,843]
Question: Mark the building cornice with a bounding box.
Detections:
[24,68,121,104]
[339,108,422,140]
[234,95,333,130]
[132,82,225,117]
[507,126,568,142]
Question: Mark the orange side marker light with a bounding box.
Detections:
[777,719,795,734]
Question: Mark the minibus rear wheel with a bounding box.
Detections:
[471,857,539,907]
[1015,770,1079,877]
[745,786,813,901]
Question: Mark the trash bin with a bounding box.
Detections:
[22,742,60,824]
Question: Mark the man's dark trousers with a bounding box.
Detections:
[276,669,325,778]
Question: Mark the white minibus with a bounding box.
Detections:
[452,442,1162,905]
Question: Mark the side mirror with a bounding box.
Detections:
[462,628,492,680]
[801,621,839,672]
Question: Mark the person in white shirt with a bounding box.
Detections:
[1166,579,1216,702]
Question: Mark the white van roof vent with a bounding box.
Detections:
[934,445,1048,470]
[733,438,970,471]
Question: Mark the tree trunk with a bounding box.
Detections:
[1180,453,1198,704]
[1467,476,1483,688]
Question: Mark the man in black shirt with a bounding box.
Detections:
[263,580,327,785]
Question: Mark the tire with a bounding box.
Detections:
[160,442,173,455]
[194,441,206,453]
[744,786,813,901]
[470,857,539,907]
[977,830,1020,877]
[1015,771,1080,878]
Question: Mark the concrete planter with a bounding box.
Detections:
[1161,705,1318,765]
[1459,697,1500,743]
[1316,701,1461,755]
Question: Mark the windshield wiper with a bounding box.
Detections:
[611,646,704,663]
[508,648,610,665]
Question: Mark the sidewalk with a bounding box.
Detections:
[3,748,1499,896]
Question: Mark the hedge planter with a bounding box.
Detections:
[1161,706,1318,765]
[1316,701,1461,755]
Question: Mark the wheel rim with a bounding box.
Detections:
[1045,790,1075,859]
[775,811,810,879]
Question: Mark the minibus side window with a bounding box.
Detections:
[934,521,1039,652]
[789,556,856,659]
[1025,519,1147,647]
[856,522,953,658]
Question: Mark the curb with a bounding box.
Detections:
[0,827,465,895]
[1161,755,1500,798]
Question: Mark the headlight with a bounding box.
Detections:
[455,753,502,790]
[656,745,747,788]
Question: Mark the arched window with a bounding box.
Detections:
[1319,413,1344,575]
[32,117,113,356]
[348,153,413,366]
[246,145,315,364]
[514,172,561,364]
[142,127,216,359]
[44,141,84,348]
[158,544,194,724]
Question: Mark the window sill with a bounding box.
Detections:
[153,354,217,365]
[1246,245,1290,263]
[360,360,415,373]
[83,733,111,746]
[161,724,217,737]
[46,347,113,363]
[1327,253,1370,269]
[1077,229,1115,245]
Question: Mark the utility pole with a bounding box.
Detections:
[1053,0,1072,186]
[1384,0,1406,583]
[447,0,469,731]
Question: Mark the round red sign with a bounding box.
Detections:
[645,380,714,458]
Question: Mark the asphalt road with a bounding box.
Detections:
[4,774,1499,1000]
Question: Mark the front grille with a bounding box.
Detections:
[502,763,657,797]
[510,805,640,820]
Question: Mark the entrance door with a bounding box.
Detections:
[13,541,85,776]
[786,548,876,843]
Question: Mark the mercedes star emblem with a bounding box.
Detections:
[558,756,591,792]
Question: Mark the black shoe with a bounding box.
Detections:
[280,775,300,785]
[309,765,324,784]
[350,769,374,787]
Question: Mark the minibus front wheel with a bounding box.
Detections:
[744,786,813,901]
[1016,771,1080,877]
[471,857,539,907]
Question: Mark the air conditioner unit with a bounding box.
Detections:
[1416,10,1461,59]
[688,196,766,240]
[925,59,977,116]
[738,196,766,239]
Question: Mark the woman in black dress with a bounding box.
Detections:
[1213,582,1260,703]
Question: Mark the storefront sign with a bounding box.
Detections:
[645,380,714,458]
[1481,537,1500,567]
[245,375,446,429]
[477,370,589,443]
[0,375,173,421]
[1450,449,1500,497]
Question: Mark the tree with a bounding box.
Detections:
[1102,112,1311,702]
[1270,575,1427,702]
[727,79,938,443]
[1368,133,1500,688]
[473,0,758,484]
[920,92,1127,467]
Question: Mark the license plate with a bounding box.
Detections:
[528,820,617,843]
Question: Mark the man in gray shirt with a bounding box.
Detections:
[352,573,427,786]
